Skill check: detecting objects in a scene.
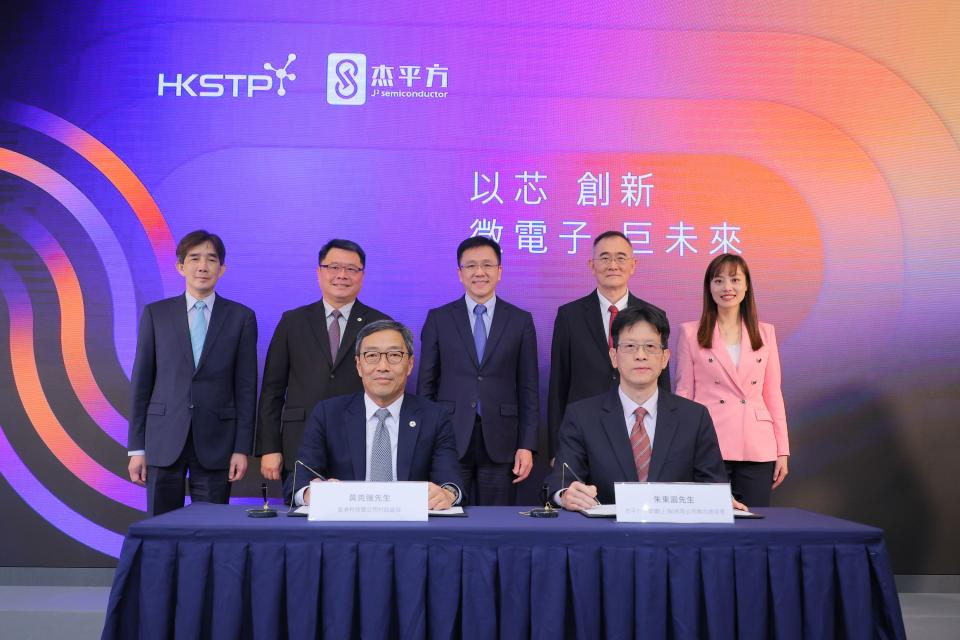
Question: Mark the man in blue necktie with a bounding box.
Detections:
[417,237,539,506]
[128,230,258,516]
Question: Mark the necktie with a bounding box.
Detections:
[473,304,487,361]
[328,309,342,361]
[190,300,207,366]
[369,408,393,481]
[473,304,487,416]
[608,305,619,350]
[630,406,652,482]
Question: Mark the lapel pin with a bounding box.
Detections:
[356,317,363,322]
[409,421,416,428]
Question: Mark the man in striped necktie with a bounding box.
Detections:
[546,305,747,511]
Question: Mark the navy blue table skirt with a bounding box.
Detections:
[102,504,904,639]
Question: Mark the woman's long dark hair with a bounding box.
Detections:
[697,254,763,351]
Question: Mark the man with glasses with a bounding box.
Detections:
[257,239,389,501]
[547,230,671,462]
[546,305,742,510]
[292,320,462,510]
[417,237,539,506]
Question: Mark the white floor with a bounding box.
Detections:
[0,587,957,639]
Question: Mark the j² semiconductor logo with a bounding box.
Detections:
[157,54,297,97]
[327,53,367,105]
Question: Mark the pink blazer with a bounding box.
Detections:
[674,321,789,462]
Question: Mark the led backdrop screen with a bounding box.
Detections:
[1,2,958,572]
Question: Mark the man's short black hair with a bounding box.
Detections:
[177,230,225,264]
[593,230,630,247]
[611,305,671,349]
[456,236,502,265]
[319,239,366,267]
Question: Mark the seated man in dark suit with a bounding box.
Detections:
[294,320,463,510]
[546,305,747,511]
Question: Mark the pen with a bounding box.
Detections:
[562,462,602,506]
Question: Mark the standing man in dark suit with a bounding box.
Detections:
[546,305,746,510]
[294,320,462,510]
[128,230,258,516]
[417,237,538,505]
[256,239,389,500]
[547,230,671,459]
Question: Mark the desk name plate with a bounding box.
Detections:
[613,482,734,523]
[308,480,428,521]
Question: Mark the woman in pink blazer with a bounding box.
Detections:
[675,254,789,507]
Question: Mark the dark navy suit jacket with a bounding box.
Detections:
[292,393,463,496]
[128,294,258,469]
[546,387,726,504]
[547,290,671,457]
[416,297,539,463]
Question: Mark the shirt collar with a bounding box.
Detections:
[465,294,496,316]
[185,291,216,310]
[323,299,356,319]
[363,393,405,422]
[618,386,659,423]
[597,290,629,311]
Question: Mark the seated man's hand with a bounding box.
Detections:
[427,482,457,510]
[732,497,749,512]
[560,481,599,511]
[303,478,339,506]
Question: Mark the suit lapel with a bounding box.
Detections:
[599,388,638,482]
[481,299,509,367]
[346,394,367,480]
[174,295,194,369]
[452,299,481,368]
[580,291,609,355]
[333,300,368,370]
[395,395,421,481]
[305,301,335,366]
[735,322,758,387]
[648,392,679,481]
[195,295,227,374]
[710,325,746,396]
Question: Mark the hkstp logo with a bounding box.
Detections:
[327,53,366,105]
[157,54,297,97]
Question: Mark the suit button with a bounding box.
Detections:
[470,401,477,409]
[188,403,194,409]
[757,358,762,363]
[741,399,746,404]
[719,400,725,404]
[708,357,714,363]
[714,380,720,384]
[752,380,757,385]
[477,375,483,381]
[329,374,335,380]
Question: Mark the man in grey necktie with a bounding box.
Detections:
[294,320,463,510]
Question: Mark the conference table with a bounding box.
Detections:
[101,504,905,639]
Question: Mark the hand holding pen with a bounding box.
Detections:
[560,462,602,511]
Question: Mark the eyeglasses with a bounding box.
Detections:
[616,342,665,356]
[359,350,410,365]
[594,255,632,267]
[319,263,364,276]
[459,262,501,273]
